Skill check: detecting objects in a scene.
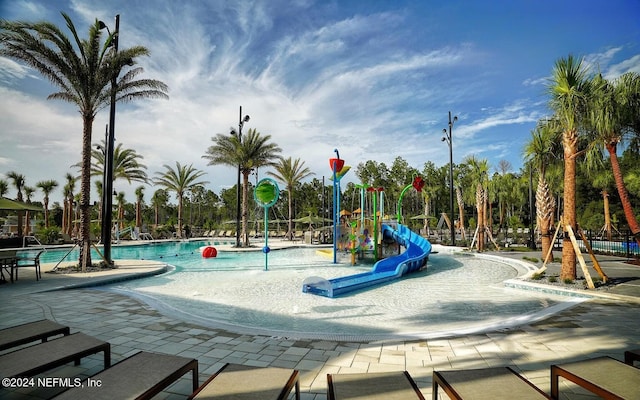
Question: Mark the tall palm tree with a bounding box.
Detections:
[547,55,591,280]
[62,173,76,237]
[0,179,8,197]
[6,171,26,235]
[466,156,489,251]
[203,128,282,246]
[153,162,207,238]
[454,184,465,239]
[1,13,168,271]
[151,189,169,228]
[78,140,149,183]
[586,72,640,246]
[267,157,314,240]
[135,186,144,233]
[94,180,103,222]
[36,180,58,228]
[23,185,35,235]
[524,119,562,261]
[115,191,126,230]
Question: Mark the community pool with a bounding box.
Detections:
[34,241,584,340]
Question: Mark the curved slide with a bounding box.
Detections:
[302,223,431,297]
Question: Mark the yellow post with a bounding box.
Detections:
[578,228,608,283]
[566,224,595,289]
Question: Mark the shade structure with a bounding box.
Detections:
[293,215,333,225]
[0,197,42,212]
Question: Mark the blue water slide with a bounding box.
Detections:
[302,223,431,297]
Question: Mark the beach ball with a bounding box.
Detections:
[202,246,217,258]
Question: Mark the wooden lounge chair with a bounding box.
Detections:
[551,356,640,399]
[0,319,70,352]
[189,363,300,400]
[433,367,549,400]
[0,332,110,379]
[624,348,640,366]
[327,371,424,400]
[52,351,198,400]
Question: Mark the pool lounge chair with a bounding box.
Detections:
[624,348,640,366]
[52,351,198,400]
[189,363,300,400]
[327,371,424,400]
[551,356,640,399]
[0,319,70,352]
[433,367,549,399]
[0,332,110,379]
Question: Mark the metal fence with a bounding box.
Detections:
[577,230,640,259]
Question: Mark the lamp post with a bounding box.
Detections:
[442,111,457,246]
[98,14,119,265]
[231,106,250,248]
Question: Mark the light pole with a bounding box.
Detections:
[231,106,250,248]
[442,111,457,246]
[99,14,119,265]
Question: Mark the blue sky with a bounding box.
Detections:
[1,0,639,204]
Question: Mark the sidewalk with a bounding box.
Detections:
[1,248,639,399]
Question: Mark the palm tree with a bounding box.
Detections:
[203,128,282,246]
[267,157,314,240]
[1,13,168,271]
[524,119,562,261]
[0,179,8,197]
[135,186,144,233]
[547,55,591,280]
[6,171,26,236]
[115,191,126,230]
[77,140,148,183]
[586,72,640,246]
[153,162,207,238]
[151,189,169,228]
[466,156,489,251]
[23,185,35,235]
[62,173,76,237]
[36,180,58,228]
[454,184,465,239]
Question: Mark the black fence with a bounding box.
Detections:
[577,230,640,259]
[426,227,640,259]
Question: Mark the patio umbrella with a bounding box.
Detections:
[410,214,436,220]
[293,215,332,225]
[0,197,42,211]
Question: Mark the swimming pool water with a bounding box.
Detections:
[60,242,583,340]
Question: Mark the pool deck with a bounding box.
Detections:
[1,240,639,399]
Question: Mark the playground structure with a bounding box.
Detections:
[303,151,432,297]
[303,223,431,297]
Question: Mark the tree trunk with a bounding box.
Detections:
[136,201,142,230]
[44,199,50,228]
[455,186,465,239]
[536,174,555,262]
[288,186,294,241]
[177,195,183,238]
[476,184,485,252]
[78,115,93,272]
[242,171,250,247]
[602,191,612,241]
[561,129,578,281]
[606,142,640,246]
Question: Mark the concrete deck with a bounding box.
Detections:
[1,243,639,399]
